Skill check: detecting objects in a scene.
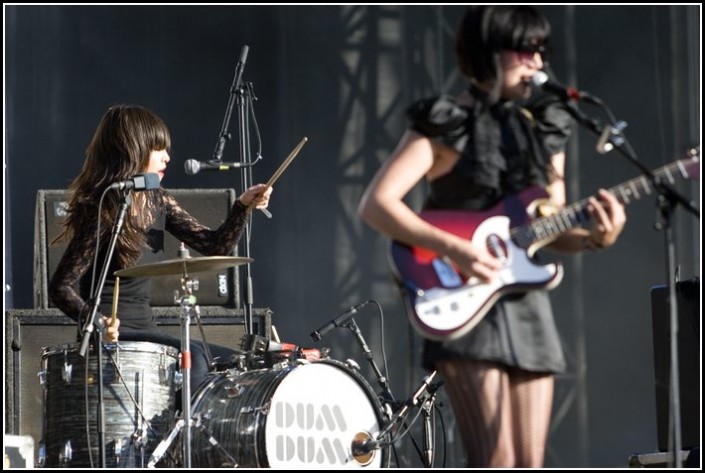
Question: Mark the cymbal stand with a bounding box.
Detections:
[173,267,199,468]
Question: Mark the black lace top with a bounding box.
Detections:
[49,188,248,330]
[409,89,571,373]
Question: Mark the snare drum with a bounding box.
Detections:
[40,341,179,468]
[189,359,386,468]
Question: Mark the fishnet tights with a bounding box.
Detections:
[437,359,554,467]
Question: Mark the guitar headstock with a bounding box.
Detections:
[682,147,700,181]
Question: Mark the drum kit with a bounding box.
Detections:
[38,252,441,468]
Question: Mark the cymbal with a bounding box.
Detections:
[114,256,253,277]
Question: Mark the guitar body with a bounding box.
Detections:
[390,186,563,341]
[389,154,698,341]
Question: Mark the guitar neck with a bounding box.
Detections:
[514,157,699,247]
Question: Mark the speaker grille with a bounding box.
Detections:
[33,189,241,309]
[650,279,700,452]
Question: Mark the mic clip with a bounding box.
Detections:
[595,120,628,154]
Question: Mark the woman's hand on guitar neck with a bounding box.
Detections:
[587,189,626,249]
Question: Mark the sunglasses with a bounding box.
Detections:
[515,39,551,62]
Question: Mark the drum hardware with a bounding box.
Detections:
[60,440,72,466]
[173,254,196,468]
[311,300,446,467]
[113,438,122,466]
[131,370,147,454]
[41,341,179,467]
[147,414,239,468]
[115,244,254,467]
[62,354,72,384]
[421,383,441,467]
[309,300,393,398]
[351,370,444,466]
[183,360,386,468]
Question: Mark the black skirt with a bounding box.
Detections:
[423,289,566,374]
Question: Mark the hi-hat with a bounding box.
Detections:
[114,256,253,277]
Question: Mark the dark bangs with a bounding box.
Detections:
[497,6,551,53]
[138,107,171,153]
[456,6,551,83]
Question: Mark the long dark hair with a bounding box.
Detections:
[54,104,171,266]
[456,6,550,89]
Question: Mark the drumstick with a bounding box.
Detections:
[247,137,308,214]
[110,277,120,326]
[265,137,308,188]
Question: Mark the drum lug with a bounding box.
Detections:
[159,352,168,384]
[343,358,361,372]
[37,369,47,388]
[113,438,122,465]
[37,442,46,468]
[132,428,146,451]
[59,440,72,466]
[62,361,73,385]
[224,383,244,399]
[174,370,183,389]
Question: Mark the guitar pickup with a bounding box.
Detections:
[432,257,463,288]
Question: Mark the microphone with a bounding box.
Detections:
[351,432,377,462]
[233,45,249,93]
[184,159,245,175]
[310,301,370,342]
[108,173,160,191]
[531,71,596,103]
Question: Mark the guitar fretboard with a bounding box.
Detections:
[512,157,699,247]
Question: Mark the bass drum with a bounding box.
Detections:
[190,359,386,468]
[41,341,179,468]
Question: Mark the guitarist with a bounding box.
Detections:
[358,6,626,467]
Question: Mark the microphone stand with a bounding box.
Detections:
[342,314,432,466]
[572,100,700,468]
[421,386,440,467]
[79,191,132,468]
[343,318,393,401]
[211,45,269,336]
[353,371,443,463]
[212,45,248,163]
[237,81,256,335]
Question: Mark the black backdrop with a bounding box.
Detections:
[4,5,700,467]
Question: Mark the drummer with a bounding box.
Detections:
[48,104,272,396]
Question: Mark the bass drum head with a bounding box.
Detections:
[190,360,385,468]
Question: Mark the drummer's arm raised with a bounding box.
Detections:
[163,190,249,256]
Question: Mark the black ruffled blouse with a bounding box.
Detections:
[409,88,572,373]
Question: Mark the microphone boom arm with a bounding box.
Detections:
[213,45,249,163]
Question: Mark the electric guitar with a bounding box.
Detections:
[390,153,700,341]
